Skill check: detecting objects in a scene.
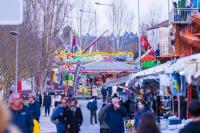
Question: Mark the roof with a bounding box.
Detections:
[82,58,137,73]
[147,20,169,30]
[129,61,173,80]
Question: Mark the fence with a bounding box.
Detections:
[169,8,199,24]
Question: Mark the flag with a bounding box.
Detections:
[71,32,76,53]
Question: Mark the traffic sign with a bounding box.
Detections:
[0,0,23,25]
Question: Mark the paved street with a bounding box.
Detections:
[40,99,102,133]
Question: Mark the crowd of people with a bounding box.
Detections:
[51,98,83,133]
[0,90,83,133]
[0,88,200,133]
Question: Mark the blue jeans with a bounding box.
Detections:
[56,124,66,133]
[45,106,50,116]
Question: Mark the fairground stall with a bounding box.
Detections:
[126,53,200,132]
[52,51,135,96]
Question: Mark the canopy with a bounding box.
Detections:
[129,61,173,80]
[82,58,137,73]
[165,53,200,84]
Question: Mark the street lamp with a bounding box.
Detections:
[9,31,19,93]
[137,0,141,70]
[79,9,97,51]
[95,2,115,51]
[94,2,114,35]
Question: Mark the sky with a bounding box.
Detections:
[91,0,170,35]
[68,0,171,35]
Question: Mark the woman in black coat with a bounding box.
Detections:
[43,92,52,116]
[66,99,83,133]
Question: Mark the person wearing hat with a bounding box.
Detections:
[9,93,33,133]
[29,94,41,122]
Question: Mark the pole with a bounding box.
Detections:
[178,95,181,118]
[112,4,114,35]
[168,0,170,22]
[80,15,82,50]
[95,11,97,51]
[15,35,19,93]
[138,0,141,70]
[112,4,115,51]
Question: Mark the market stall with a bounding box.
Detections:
[126,53,200,132]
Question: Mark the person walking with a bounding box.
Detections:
[137,112,160,133]
[134,100,149,129]
[51,98,70,133]
[54,92,62,107]
[37,91,42,108]
[29,94,41,122]
[43,92,52,116]
[179,100,200,133]
[104,97,127,133]
[87,98,98,125]
[9,93,33,133]
[101,86,107,102]
[107,86,112,104]
[91,86,98,100]
[98,103,110,133]
[67,99,83,133]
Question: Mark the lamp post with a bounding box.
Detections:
[137,0,141,70]
[9,31,19,93]
[80,9,97,51]
[95,2,114,35]
[95,2,115,50]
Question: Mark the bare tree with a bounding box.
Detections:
[73,0,95,49]
[31,0,74,92]
[107,0,134,50]
[0,0,75,97]
[139,5,163,35]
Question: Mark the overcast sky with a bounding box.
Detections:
[69,0,171,35]
[92,0,169,34]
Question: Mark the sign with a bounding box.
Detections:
[0,0,23,25]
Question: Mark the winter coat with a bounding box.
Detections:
[67,107,83,133]
[87,100,97,112]
[105,105,127,133]
[107,87,112,96]
[134,108,147,129]
[10,106,33,133]
[29,101,41,122]
[179,121,200,133]
[33,119,40,133]
[51,106,69,125]
[101,89,107,96]
[98,104,110,129]
[92,89,98,97]
[43,95,51,107]
[37,95,42,107]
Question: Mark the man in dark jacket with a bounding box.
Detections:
[9,93,33,133]
[101,86,107,102]
[98,103,110,133]
[29,94,41,122]
[51,98,70,133]
[37,91,42,108]
[43,92,52,116]
[179,100,200,133]
[87,98,98,125]
[67,99,83,133]
[105,97,127,133]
